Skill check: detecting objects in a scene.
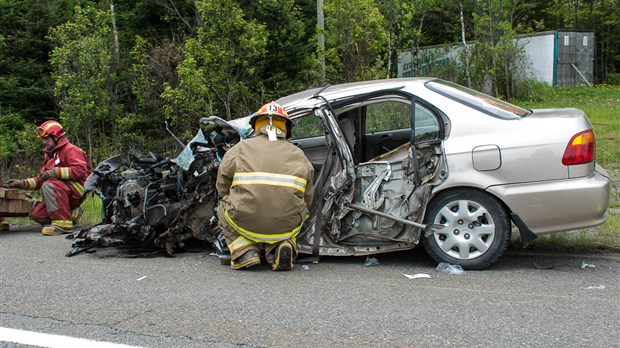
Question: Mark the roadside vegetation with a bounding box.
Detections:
[512,84,620,252]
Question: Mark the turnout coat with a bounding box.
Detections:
[216,132,314,243]
[24,137,91,226]
[24,137,91,193]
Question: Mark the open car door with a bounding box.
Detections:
[296,95,446,257]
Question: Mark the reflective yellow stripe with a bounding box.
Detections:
[68,181,85,196]
[25,178,37,189]
[229,236,256,254]
[59,167,70,179]
[224,208,302,244]
[71,208,81,220]
[51,220,73,228]
[232,172,306,192]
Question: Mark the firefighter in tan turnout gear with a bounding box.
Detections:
[216,101,314,271]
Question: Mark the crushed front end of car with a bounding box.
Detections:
[67,117,247,257]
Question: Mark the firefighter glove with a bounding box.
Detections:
[40,169,57,182]
[4,179,26,189]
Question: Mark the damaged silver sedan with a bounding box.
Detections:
[277,78,611,269]
[71,78,611,270]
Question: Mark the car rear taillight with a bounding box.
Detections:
[562,130,596,165]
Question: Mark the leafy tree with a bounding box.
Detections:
[596,0,620,80]
[324,0,388,82]
[395,0,437,76]
[117,0,199,40]
[123,36,183,153]
[464,0,533,98]
[242,0,317,97]
[104,0,198,155]
[0,0,76,176]
[162,0,268,126]
[48,5,121,161]
[0,0,72,125]
[379,0,470,80]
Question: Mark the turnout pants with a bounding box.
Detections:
[217,208,298,268]
[30,179,82,229]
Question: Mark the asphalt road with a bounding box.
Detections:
[1,225,619,348]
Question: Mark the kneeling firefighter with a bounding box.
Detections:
[4,120,91,235]
[216,101,314,271]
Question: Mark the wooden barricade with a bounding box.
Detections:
[0,187,36,217]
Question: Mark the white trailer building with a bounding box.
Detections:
[397,30,595,87]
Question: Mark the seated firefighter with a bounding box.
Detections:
[216,102,314,271]
[4,120,92,236]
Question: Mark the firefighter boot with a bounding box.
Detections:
[230,249,261,270]
[42,223,73,236]
[272,240,294,271]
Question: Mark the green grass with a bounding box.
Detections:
[80,194,103,225]
[512,84,620,251]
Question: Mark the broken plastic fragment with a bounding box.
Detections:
[301,265,310,270]
[584,285,605,290]
[364,256,380,267]
[581,261,596,269]
[136,276,148,281]
[436,262,465,275]
[405,273,431,279]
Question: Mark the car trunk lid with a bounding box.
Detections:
[526,107,597,178]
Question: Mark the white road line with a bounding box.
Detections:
[0,327,145,348]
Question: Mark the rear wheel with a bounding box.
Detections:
[421,189,511,270]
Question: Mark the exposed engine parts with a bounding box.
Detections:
[67,117,242,257]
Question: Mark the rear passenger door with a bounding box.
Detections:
[363,101,411,160]
[363,101,441,161]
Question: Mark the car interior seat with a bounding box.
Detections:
[338,115,356,160]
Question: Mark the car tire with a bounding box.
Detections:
[421,188,511,270]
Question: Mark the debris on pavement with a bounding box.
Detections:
[405,273,431,279]
[436,262,465,275]
[364,256,380,267]
[583,285,606,290]
[581,261,596,269]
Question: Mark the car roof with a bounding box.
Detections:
[276,77,435,115]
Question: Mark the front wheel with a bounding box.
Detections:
[421,189,511,270]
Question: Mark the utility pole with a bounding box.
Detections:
[110,0,120,63]
[317,0,325,85]
[459,0,471,88]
